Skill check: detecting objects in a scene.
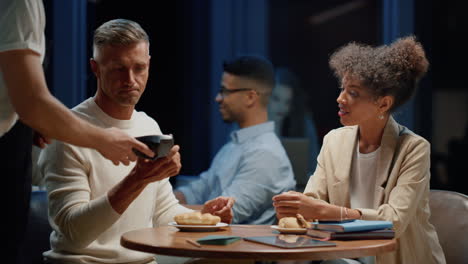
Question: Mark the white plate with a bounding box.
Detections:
[271,225,307,234]
[168,222,229,232]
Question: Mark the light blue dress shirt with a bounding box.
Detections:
[177,121,296,224]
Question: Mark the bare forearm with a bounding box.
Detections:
[22,93,104,148]
[1,49,104,148]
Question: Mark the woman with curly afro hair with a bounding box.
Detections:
[273,36,445,264]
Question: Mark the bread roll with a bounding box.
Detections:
[174,211,221,225]
[278,217,302,228]
[278,214,311,228]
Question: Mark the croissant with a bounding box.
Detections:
[296,214,312,228]
[174,211,221,225]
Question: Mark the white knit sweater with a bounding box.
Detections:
[38,98,191,264]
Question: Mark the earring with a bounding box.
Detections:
[378,114,384,120]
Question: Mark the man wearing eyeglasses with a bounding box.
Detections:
[175,55,296,225]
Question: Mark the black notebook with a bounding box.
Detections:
[307,228,395,241]
[243,236,336,248]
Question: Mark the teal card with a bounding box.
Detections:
[196,235,242,245]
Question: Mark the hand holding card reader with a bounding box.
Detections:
[133,134,174,160]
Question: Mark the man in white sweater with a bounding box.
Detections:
[38,19,234,264]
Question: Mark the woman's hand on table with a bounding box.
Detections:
[272,191,328,221]
[201,196,235,224]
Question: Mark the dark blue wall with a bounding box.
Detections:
[49,0,462,190]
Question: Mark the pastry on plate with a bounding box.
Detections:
[278,214,311,228]
[296,213,312,228]
[174,211,221,225]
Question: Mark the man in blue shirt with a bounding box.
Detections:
[175,55,296,225]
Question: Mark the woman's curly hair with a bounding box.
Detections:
[329,35,429,112]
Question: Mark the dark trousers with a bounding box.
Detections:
[0,120,33,263]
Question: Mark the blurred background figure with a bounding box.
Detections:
[174,56,296,225]
[268,68,297,137]
[268,67,320,190]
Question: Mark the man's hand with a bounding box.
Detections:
[174,190,187,204]
[201,196,235,224]
[107,145,181,214]
[97,127,155,166]
[129,145,181,185]
[33,130,52,148]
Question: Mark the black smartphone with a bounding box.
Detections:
[133,134,174,160]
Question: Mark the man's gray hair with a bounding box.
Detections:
[93,19,149,57]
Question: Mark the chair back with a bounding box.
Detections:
[281,137,310,191]
[429,189,468,264]
[19,190,52,264]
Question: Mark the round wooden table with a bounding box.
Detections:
[121,225,396,261]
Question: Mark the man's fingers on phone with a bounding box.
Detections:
[120,154,134,166]
[166,145,180,158]
[167,167,179,177]
[127,152,138,162]
[133,139,154,158]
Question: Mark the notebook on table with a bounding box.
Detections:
[307,228,395,241]
[312,220,393,233]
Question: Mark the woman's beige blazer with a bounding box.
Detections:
[304,117,445,264]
